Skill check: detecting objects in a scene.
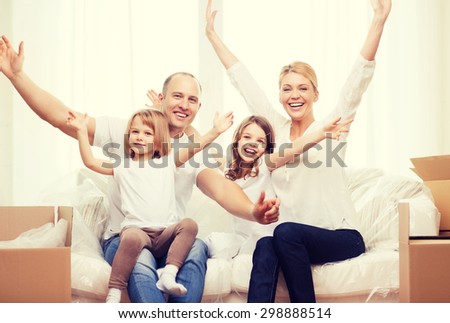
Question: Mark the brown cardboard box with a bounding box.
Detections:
[399,201,450,302]
[0,206,72,303]
[410,155,450,230]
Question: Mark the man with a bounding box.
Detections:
[0,35,279,303]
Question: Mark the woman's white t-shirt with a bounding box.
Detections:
[226,158,277,253]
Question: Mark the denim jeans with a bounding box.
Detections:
[103,235,208,303]
[248,222,365,303]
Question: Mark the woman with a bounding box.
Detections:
[205,0,392,302]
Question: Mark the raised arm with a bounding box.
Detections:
[267,117,352,171]
[175,111,233,167]
[360,0,391,61]
[0,35,96,143]
[197,168,280,224]
[205,0,239,69]
[66,112,113,176]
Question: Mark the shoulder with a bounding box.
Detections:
[93,116,128,147]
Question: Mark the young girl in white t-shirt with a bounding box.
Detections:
[66,108,232,303]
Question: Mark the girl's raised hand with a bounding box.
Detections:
[213,111,234,134]
[323,117,353,141]
[66,111,90,132]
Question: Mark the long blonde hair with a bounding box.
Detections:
[124,109,171,159]
[225,115,275,181]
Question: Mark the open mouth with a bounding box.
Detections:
[288,102,305,110]
[174,112,189,119]
[241,145,259,159]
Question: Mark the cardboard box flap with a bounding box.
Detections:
[410,155,450,181]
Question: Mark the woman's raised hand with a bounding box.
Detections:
[205,0,218,36]
[370,0,392,23]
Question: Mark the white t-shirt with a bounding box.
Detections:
[225,157,277,253]
[227,55,376,232]
[93,117,206,239]
[113,154,177,229]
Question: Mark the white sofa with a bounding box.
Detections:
[40,166,439,303]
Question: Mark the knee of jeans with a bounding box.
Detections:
[273,222,300,239]
[103,235,120,265]
[273,222,304,247]
[254,237,273,254]
[134,249,158,272]
[186,239,208,263]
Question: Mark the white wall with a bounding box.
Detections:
[1,0,450,205]
[0,0,12,205]
[443,0,450,150]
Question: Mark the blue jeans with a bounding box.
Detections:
[103,235,208,303]
[248,222,365,303]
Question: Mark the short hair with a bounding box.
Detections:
[278,61,318,93]
[162,72,203,96]
[124,109,171,159]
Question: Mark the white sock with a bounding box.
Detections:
[106,288,122,303]
[156,264,187,296]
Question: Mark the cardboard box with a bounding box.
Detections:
[399,201,450,302]
[0,206,72,303]
[410,155,450,230]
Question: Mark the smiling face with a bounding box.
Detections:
[128,116,155,159]
[279,72,318,122]
[125,109,171,160]
[160,73,202,137]
[237,123,268,163]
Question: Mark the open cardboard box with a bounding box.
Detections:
[0,206,72,303]
[410,154,450,230]
[399,201,450,302]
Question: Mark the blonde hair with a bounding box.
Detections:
[125,109,171,159]
[278,61,319,93]
[225,115,275,181]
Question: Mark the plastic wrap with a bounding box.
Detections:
[346,168,429,249]
[71,209,111,298]
[39,170,111,301]
[0,218,68,248]
[40,173,108,241]
[204,232,245,259]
